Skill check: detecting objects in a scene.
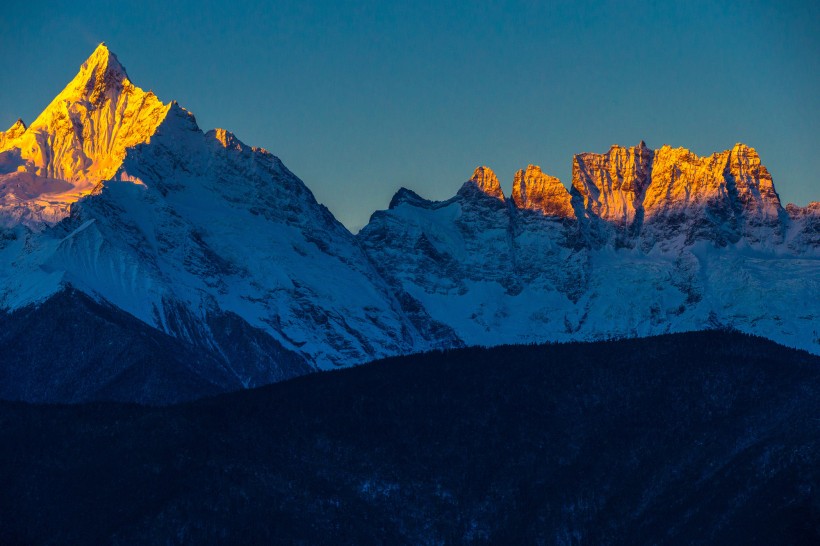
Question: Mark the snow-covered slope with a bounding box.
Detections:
[0,45,817,403]
[0,45,435,400]
[0,44,169,229]
[359,146,819,354]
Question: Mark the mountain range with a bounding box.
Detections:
[1,44,817,403]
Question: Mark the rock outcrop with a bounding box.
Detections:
[512,165,575,219]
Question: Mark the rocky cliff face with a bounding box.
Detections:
[359,143,818,353]
[464,166,506,201]
[569,141,788,249]
[512,165,575,219]
[786,201,820,251]
[0,44,170,229]
[640,143,785,249]
[0,45,817,403]
[572,141,653,232]
[0,45,435,402]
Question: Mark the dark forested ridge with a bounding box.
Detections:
[0,288,313,404]
[0,331,818,545]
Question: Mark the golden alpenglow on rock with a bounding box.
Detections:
[571,141,654,226]
[466,166,506,201]
[0,119,27,148]
[512,165,575,219]
[0,43,171,228]
[570,141,782,226]
[641,143,781,221]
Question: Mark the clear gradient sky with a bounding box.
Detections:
[1,0,818,230]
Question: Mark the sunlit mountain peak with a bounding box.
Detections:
[0,44,172,228]
[460,165,505,201]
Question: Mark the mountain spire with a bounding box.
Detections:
[460,166,505,201]
[512,165,575,219]
[68,42,129,104]
[0,43,171,203]
[86,42,127,75]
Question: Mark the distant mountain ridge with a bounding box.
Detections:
[0,45,817,403]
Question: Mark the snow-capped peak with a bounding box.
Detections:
[76,43,128,97]
[0,44,172,229]
[88,42,126,73]
[33,43,130,120]
[512,165,575,219]
[459,166,505,201]
[0,45,817,406]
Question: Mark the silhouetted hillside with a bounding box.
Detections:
[0,289,312,404]
[0,331,818,544]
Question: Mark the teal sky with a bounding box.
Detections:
[1,0,818,230]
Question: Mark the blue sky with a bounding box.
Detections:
[1,0,818,230]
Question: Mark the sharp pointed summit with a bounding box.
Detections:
[35,43,131,116]
[0,45,817,407]
[0,44,172,228]
[83,42,128,80]
[460,166,505,201]
[80,43,128,97]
